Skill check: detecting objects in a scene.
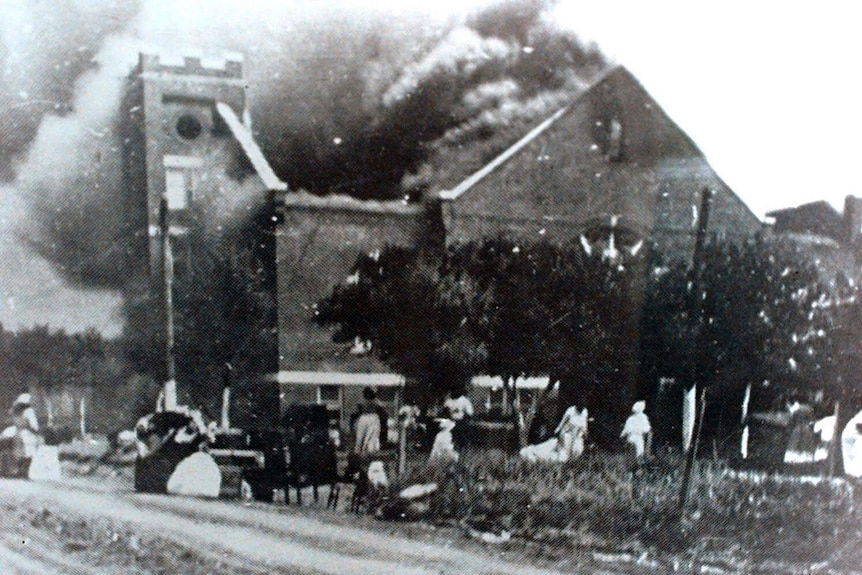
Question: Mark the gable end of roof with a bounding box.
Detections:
[438,104,570,202]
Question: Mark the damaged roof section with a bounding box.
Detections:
[766,201,844,241]
[216,101,288,192]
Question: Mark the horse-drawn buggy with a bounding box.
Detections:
[242,404,341,505]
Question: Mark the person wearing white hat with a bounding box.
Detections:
[444,392,474,422]
[10,393,41,477]
[621,400,652,462]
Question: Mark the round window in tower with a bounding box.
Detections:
[175,114,203,140]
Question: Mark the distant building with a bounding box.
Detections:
[273,66,761,429]
[766,196,862,283]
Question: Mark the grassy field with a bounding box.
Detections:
[393,448,862,571]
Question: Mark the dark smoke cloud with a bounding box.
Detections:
[6,0,608,290]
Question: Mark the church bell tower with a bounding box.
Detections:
[121,52,248,279]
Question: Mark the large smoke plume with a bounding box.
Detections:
[4,0,608,291]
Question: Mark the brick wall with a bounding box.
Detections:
[276,195,432,373]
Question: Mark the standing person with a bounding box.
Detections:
[354,388,383,456]
[444,391,474,422]
[783,399,818,464]
[428,418,459,466]
[841,408,862,478]
[10,393,41,477]
[444,390,474,449]
[519,404,588,463]
[373,396,391,450]
[621,401,652,463]
[555,405,588,460]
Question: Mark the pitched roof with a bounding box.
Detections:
[436,66,634,203]
[766,201,843,240]
[435,66,759,242]
[438,105,571,201]
[215,102,288,192]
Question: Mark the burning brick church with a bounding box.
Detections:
[122,52,760,429]
[272,66,761,428]
[120,52,287,419]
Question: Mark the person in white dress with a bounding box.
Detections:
[841,408,862,478]
[621,401,652,462]
[354,388,383,455]
[813,415,836,462]
[9,393,41,477]
[444,392,474,421]
[429,418,459,466]
[519,405,588,463]
[555,405,588,460]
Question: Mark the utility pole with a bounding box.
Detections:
[679,187,714,511]
[159,196,177,411]
[828,398,841,477]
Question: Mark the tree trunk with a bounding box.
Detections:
[505,376,525,449]
[522,388,540,447]
[828,399,840,477]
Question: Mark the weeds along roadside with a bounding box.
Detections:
[392,449,862,566]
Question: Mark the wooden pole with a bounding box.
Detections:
[679,188,714,511]
[740,383,752,460]
[680,388,707,503]
[828,399,840,477]
[398,420,407,476]
[220,363,232,429]
[160,196,177,411]
[46,396,54,428]
[79,395,86,439]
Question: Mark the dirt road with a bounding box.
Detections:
[0,476,593,575]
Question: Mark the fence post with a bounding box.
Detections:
[398,419,407,476]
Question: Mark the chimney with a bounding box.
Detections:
[139,53,160,72]
[225,59,243,78]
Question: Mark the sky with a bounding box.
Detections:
[553,1,862,217]
[1,0,860,336]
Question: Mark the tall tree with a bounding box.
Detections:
[315,236,648,448]
[640,237,833,451]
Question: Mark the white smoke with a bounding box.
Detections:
[382,27,517,108]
